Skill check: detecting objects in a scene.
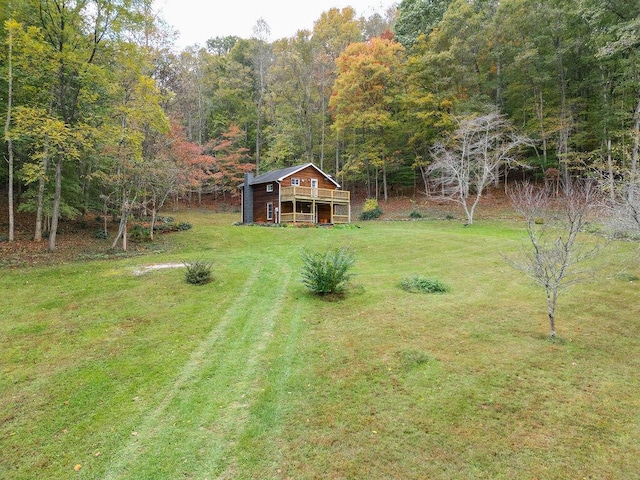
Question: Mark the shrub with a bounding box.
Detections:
[615,272,640,282]
[400,275,449,294]
[184,260,213,285]
[94,229,109,240]
[409,210,423,219]
[360,198,383,220]
[129,225,151,242]
[301,247,355,295]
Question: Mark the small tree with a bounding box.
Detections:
[301,247,355,295]
[506,181,603,338]
[429,111,531,224]
[184,260,213,285]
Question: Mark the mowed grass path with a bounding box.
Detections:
[1,212,639,479]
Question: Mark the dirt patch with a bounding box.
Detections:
[353,188,514,221]
[133,263,184,276]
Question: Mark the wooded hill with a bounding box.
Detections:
[1,0,639,249]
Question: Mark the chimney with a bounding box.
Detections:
[243,173,254,223]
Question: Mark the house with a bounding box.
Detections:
[241,163,351,224]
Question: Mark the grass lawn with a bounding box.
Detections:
[1,211,639,479]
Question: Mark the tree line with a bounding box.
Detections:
[2,0,639,249]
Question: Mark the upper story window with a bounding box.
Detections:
[266,184,273,192]
[290,178,300,186]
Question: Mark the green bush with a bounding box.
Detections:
[184,260,213,285]
[409,210,423,219]
[400,275,449,294]
[94,229,109,239]
[129,225,151,242]
[615,272,640,282]
[152,221,192,233]
[360,198,383,220]
[301,247,355,295]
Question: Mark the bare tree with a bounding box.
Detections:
[608,179,640,239]
[506,181,603,338]
[429,111,531,224]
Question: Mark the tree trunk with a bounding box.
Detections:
[48,158,63,252]
[420,166,430,196]
[555,40,571,191]
[335,131,339,176]
[112,197,130,251]
[382,161,388,202]
[320,86,326,171]
[5,25,15,242]
[535,87,548,167]
[632,89,640,176]
[548,311,556,338]
[34,151,49,242]
[606,137,615,203]
[629,89,640,203]
[149,195,156,241]
[102,196,109,237]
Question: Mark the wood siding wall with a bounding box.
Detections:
[283,166,337,189]
[252,183,279,223]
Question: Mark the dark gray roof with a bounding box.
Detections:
[250,163,340,187]
[250,163,312,185]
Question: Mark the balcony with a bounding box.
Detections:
[280,186,350,203]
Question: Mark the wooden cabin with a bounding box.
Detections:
[241,163,351,224]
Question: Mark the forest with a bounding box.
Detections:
[1,0,639,250]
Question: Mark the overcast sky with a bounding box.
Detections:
[157,0,398,48]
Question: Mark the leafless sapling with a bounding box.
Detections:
[506,181,603,338]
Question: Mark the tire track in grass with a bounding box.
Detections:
[197,263,294,479]
[103,261,293,479]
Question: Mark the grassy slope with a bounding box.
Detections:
[1,212,639,479]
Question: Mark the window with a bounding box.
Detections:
[290,178,300,186]
[266,184,273,192]
[266,202,273,220]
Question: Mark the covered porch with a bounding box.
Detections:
[279,186,351,224]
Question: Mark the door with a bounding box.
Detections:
[310,178,318,197]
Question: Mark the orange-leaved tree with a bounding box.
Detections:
[330,36,405,200]
[207,124,253,200]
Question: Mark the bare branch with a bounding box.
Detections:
[429,111,533,224]
[505,181,606,337]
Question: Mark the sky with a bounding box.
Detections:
[157,0,398,49]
